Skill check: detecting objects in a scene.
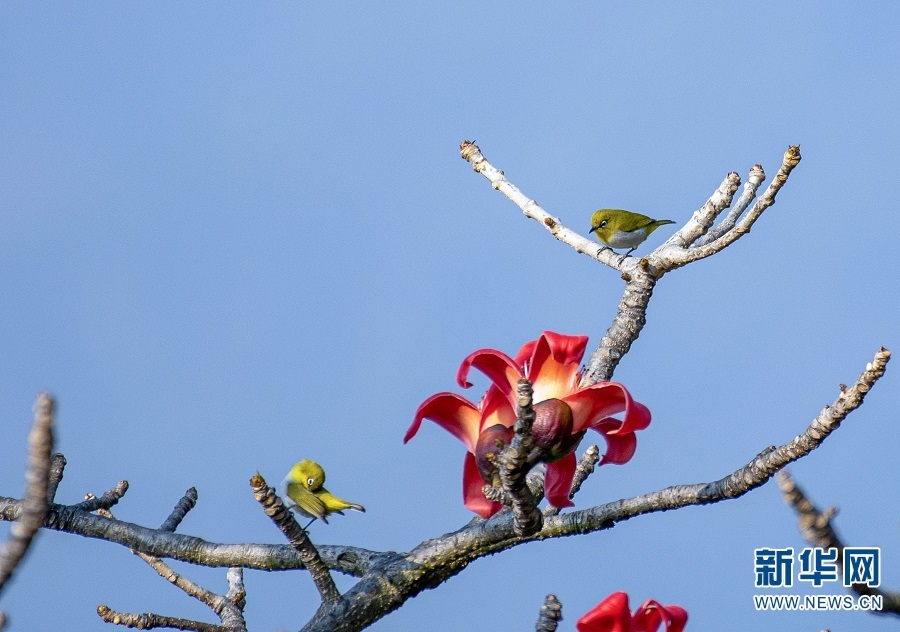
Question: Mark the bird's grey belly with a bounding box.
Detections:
[606,228,648,249]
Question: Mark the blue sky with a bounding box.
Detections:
[1,3,898,630]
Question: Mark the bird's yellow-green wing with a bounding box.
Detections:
[643,218,676,236]
[316,488,365,514]
[286,481,329,523]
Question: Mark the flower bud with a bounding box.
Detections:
[474,424,514,484]
[532,398,585,462]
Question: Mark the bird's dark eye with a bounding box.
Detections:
[307,477,315,487]
[599,220,608,228]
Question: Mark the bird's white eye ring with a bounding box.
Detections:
[307,477,315,487]
[599,220,608,228]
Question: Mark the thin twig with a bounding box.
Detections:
[659,146,801,268]
[535,594,563,632]
[73,481,129,512]
[46,453,66,503]
[668,171,743,249]
[0,394,55,595]
[459,141,625,269]
[250,473,341,604]
[568,445,601,499]
[695,164,766,246]
[97,502,248,632]
[159,488,198,533]
[97,605,226,632]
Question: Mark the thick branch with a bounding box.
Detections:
[0,394,55,596]
[496,379,543,536]
[0,347,887,632]
[778,470,900,617]
[0,495,382,575]
[298,348,889,631]
[581,269,657,384]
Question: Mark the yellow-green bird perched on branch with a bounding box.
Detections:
[588,209,675,258]
[281,459,365,529]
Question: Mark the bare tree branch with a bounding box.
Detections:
[97,605,226,632]
[250,473,341,604]
[568,445,601,500]
[46,453,66,504]
[159,488,198,533]
[0,393,55,596]
[458,141,802,385]
[0,348,886,632]
[667,170,743,249]
[695,164,766,246]
[657,146,802,268]
[0,495,382,576]
[778,470,900,617]
[0,144,877,632]
[459,140,623,268]
[296,348,890,631]
[97,495,248,632]
[224,568,246,616]
[74,480,130,512]
[496,379,543,536]
[535,594,563,632]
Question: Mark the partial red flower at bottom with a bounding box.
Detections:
[576,592,688,632]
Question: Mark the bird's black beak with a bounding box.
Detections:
[588,226,597,234]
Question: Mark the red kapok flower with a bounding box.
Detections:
[405,331,651,518]
[577,592,688,632]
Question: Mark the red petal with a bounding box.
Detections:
[513,338,538,366]
[632,600,688,632]
[577,592,632,632]
[480,386,517,431]
[405,392,482,452]
[463,452,502,518]
[456,347,523,406]
[542,331,590,365]
[591,420,638,464]
[528,332,588,401]
[544,452,577,509]
[565,383,651,435]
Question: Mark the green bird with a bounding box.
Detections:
[588,209,675,258]
[281,459,365,529]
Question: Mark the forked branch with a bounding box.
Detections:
[459,140,802,384]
